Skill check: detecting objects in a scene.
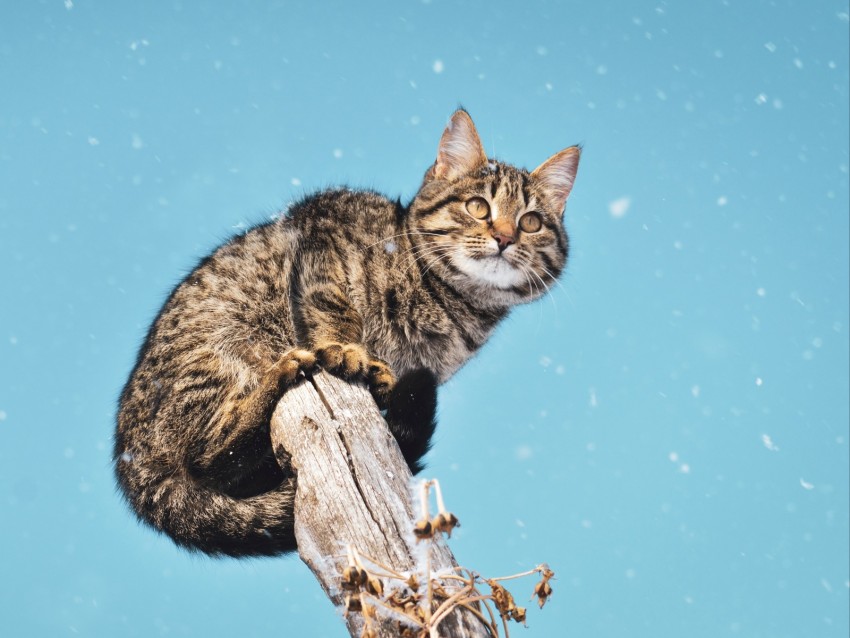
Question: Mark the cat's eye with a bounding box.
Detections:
[465,197,490,220]
[518,212,542,233]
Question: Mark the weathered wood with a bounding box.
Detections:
[271,371,490,637]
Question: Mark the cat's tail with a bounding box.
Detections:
[113,368,438,558]
[114,450,297,557]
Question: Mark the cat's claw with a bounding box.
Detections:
[270,349,317,389]
[315,342,367,377]
[367,360,395,407]
[315,341,395,406]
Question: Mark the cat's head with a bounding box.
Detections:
[409,109,580,308]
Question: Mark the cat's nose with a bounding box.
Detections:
[490,220,516,252]
[492,232,515,251]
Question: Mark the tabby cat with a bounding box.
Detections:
[115,109,580,557]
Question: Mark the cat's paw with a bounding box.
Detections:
[315,342,395,406]
[270,348,317,388]
[366,359,395,408]
[315,342,369,377]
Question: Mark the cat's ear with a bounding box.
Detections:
[431,109,488,181]
[530,146,581,214]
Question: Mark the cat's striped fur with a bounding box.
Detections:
[114,110,580,556]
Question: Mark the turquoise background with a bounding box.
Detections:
[1,1,847,636]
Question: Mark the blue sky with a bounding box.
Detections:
[1,1,847,636]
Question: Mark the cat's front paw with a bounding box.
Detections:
[366,359,395,408]
[315,342,395,407]
[270,348,317,389]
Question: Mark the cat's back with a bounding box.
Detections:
[155,218,297,328]
[132,188,399,379]
[122,217,300,403]
[287,188,401,239]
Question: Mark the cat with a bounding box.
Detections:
[114,109,580,557]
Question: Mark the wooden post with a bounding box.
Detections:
[270,371,490,638]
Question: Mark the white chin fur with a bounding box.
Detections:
[452,250,525,289]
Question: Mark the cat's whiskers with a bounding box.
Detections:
[517,260,538,298]
[511,257,550,330]
[418,249,453,281]
[407,241,454,265]
[528,265,555,321]
[534,261,570,297]
[521,263,547,329]
[518,255,550,296]
[361,229,457,280]
[362,230,417,250]
[515,252,558,315]
[410,238,457,265]
[518,258,544,302]
[363,230,450,251]
[401,243,454,279]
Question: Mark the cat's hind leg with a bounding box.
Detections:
[190,348,317,495]
[383,369,438,474]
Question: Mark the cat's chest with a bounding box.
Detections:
[361,283,498,382]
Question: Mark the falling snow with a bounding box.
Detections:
[608,196,631,218]
[3,4,846,637]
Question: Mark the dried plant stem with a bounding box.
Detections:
[488,566,547,582]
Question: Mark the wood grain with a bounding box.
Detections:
[271,371,489,637]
